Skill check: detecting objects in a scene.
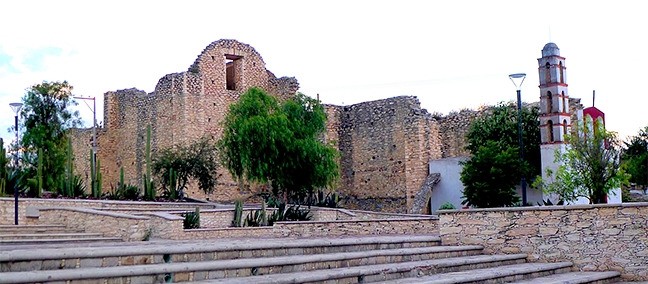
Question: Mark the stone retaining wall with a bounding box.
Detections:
[0,197,214,225]
[37,207,150,241]
[180,217,439,240]
[438,203,648,281]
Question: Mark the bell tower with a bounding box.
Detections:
[538,42,571,200]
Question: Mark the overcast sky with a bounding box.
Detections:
[1,0,646,145]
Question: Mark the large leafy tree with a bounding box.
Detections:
[19,81,81,194]
[621,126,648,188]
[219,87,339,201]
[460,102,540,208]
[540,117,627,204]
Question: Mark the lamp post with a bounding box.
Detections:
[509,73,527,206]
[9,102,23,225]
[73,96,97,196]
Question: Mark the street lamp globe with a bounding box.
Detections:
[509,73,526,91]
[9,103,23,115]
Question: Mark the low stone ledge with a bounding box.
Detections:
[37,207,149,220]
[36,207,150,241]
[437,202,648,214]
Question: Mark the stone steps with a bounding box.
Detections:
[376,262,574,283]
[0,224,81,233]
[190,254,528,284]
[0,252,526,283]
[0,234,629,283]
[0,237,123,246]
[510,271,622,284]
[0,235,441,272]
[0,232,104,240]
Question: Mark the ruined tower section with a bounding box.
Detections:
[74,39,299,200]
[538,42,571,191]
[331,97,443,213]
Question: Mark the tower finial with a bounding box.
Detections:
[593,90,596,107]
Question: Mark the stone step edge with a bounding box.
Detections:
[0,235,441,262]
[0,245,482,273]
[0,224,66,228]
[0,251,522,284]
[0,237,122,244]
[0,233,103,238]
[509,271,622,284]
[377,262,574,284]
[190,254,529,284]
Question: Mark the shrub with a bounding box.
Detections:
[232,200,244,227]
[438,202,456,210]
[182,207,200,229]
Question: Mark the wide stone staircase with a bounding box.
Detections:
[0,224,122,246]
[0,235,626,284]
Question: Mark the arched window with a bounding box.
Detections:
[563,119,568,137]
[548,120,554,142]
[559,61,564,83]
[545,62,551,84]
[547,91,553,113]
[562,91,567,113]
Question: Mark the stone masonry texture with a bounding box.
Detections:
[70,39,480,213]
[439,203,648,281]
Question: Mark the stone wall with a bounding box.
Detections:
[38,207,150,241]
[325,97,440,213]
[180,217,439,240]
[438,204,648,281]
[324,97,478,213]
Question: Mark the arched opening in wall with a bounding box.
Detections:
[545,62,551,84]
[547,120,554,142]
[563,119,568,138]
[562,91,566,113]
[547,91,553,113]
[225,54,243,90]
[559,61,564,83]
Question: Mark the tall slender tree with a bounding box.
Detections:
[19,81,81,194]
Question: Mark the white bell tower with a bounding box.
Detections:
[538,42,571,199]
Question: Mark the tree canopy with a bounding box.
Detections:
[18,81,81,194]
[538,116,627,203]
[218,87,339,201]
[621,126,648,188]
[460,102,540,208]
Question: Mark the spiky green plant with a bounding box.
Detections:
[0,139,8,196]
[232,200,243,227]
[96,158,102,197]
[143,125,155,200]
[37,148,43,197]
[259,200,268,226]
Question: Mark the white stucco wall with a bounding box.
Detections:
[428,157,467,213]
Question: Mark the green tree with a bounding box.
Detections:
[539,116,627,204]
[153,137,219,199]
[218,87,339,202]
[621,126,648,189]
[460,102,540,208]
[18,81,81,195]
[0,138,8,195]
